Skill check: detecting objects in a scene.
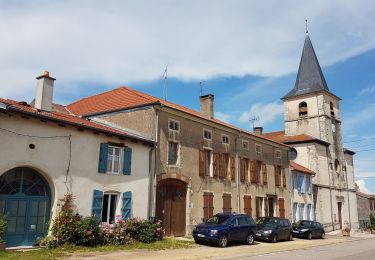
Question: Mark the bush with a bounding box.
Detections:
[101,221,135,245]
[370,214,375,229]
[0,214,7,243]
[76,216,102,246]
[36,235,58,249]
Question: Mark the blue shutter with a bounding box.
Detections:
[297,174,302,193]
[98,143,108,173]
[306,176,311,193]
[301,174,305,193]
[123,147,132,175]
[298,204,304,221]
[306,204,311,221]
[293,203,297,223]
[91,189,103,222]
[122,191,132,220]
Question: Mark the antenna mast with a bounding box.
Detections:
[163,64,168,101]
[249,116,260,130]
[199,81,205,96]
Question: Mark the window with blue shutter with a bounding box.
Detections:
[301,174,305,193]
[98,143,109,173]
[298,203,304,220]
[293,202,298,223]
[306,175,311,193]
[297,174,303,193]
[123,147,132,175]
[122,191,132,220]
[92,189,104,222]
[306,204,311,220]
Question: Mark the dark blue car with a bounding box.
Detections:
[192,213,257,247]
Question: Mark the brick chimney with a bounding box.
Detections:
[253,127,263,135]
[34,71,55,111]
[200,94,214,119]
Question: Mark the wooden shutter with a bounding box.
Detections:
[219,154,224,179]
[262,163,267,185]
[255,197,260,219]
[264,197,269,217]
[98,143,108,173]
[199,148,205,177]
[123,146,132,175]
[209,193,214,219]
[282,168,286,188]
[230,156,235,181]
[91,189,104,222]
[256,161,262,184]
[222,194,232,213]
[240,158,245,182]
[278,198,285,218]
[204,192,214,221]
[122,191,132,220]
[274,166,280,187]
[250,160,256,184]
[243,195,252,216]
[213,153,219,177]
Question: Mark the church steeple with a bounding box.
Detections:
[283,35,330,99]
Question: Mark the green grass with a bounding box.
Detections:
[0,238,196,260]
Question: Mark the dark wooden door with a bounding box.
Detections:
[338,202,342,229]
[156,179,187,237]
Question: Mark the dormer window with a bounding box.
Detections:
[299,102,308,118]
[330,102,335,117]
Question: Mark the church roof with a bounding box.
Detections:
[283,34,330,99]
[262,130,330,146]
[290,161,315,175]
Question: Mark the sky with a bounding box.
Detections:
[1,0,375,193]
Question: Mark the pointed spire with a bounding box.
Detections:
[283,33,330,99]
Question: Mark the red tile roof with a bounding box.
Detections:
[290,161,315,175]
[262,130,329,146]
[0,98,153,144]
[67,87,289,147]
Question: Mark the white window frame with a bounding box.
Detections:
[222,134,230,145]
[167,141,180,166]
[203,129,212,140]
[275,149,281,159]
[242,140,249,151]
[255,143,262,154]
[101,192,118,224]
[107,145,122,174]
[168,118,180,132]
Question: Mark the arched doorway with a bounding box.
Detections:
[0,167,51,246]
[156,179,187,236]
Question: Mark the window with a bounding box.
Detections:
[299,204,304,220]
[275,150,281,159]
[256,197,263,219]
[306,204,312,221]
[306,175,311,193]
[262,163,267,185]
[242,140,249,150]
[243,195,252,216]
[299,101,308,117]
[102,193,118,223]
[203,129,212,140]
[221,154,229,178]
[255,144,262,154]
[293,203,298,222]
[330,102,335,117]
[204,149,212,177]
[240,158,249,182]
[274,165,282,187]
[203,192,214,221]
[256,161,262,184]
[222,134,229,144]
[222,193,232,213]
[168,119,179,131]
[297,174,305,193]
[168,142,178,165]
[107,146,121,174]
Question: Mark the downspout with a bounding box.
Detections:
[236,131,241,213]
[152,105,160,219]
[326,146,335,230]
[343,152,352,229]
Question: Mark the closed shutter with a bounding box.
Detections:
[230,156,235,181]
[282,168,286,188]
[264,197,269,216]
[219,154,224,179]
[240,158,245,182]
[222,194,232,213]
[123,146,132,175]
[256,161,262,184]
[250,160,256,184]
[243,195,252,216]
[199,148,205,177]
[91,189,104,222]
[262,163,267,185]
[213,153,219,177]
[122,191,132,220]
[203,192,214,221]
[278,198,285,218]
[98,143,108,173]
[274,166,280,187]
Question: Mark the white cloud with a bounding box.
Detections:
[357,85,375,97]
[1,1,375,101]
[238,102,284,127]
[215,112,231,123]
[344,103,375,131]
[356,179,373,194]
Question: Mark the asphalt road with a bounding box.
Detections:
[231,238,375,260]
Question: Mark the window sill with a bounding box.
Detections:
[106,172,120,175]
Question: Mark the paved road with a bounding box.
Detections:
[230,238,375,260]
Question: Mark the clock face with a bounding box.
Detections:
[331,123,336,133]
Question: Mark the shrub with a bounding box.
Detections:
[36,235,58,249]
[76,216,102,246]
[126,218,159,243]
[0,214,7,243]
[370,214,375,229]
[101,220,135,245]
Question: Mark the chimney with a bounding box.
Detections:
[200,94,214,119]
[34,71,55,111]
[253,127,263,135]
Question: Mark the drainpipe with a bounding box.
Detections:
[152,105,160,219]
[235,131,241,213]
[343,156,352,229]
[326,146,335,230]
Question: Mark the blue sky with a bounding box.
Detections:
[0,1,374,193]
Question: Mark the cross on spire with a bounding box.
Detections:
[305,19,308,35]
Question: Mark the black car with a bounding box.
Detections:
[254,217,293,243]
[192,213,257,247]
[292,220,325,239]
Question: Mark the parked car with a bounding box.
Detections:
[192,213,257,247]
[292,220,325,239]
[254,217,293,243]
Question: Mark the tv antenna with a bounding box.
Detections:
[163,63,168,101]
[249,116,260,130]
[199,81,205,96]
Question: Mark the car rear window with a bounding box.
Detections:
[239,216,250,225]
[206,215,230,224]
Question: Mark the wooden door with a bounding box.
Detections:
[156,179,187,237]
[278,198,285,218]
[338,202,342,229]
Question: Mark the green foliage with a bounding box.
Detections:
[126,218,157,243]
[76,217,102,246]
[370,214,375,229]
[36,236,58,249]
[0,214,7,243]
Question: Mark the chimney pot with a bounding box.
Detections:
[200,94,214,119]
[253,126,263,135]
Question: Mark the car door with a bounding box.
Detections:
[311,222,319,238]
[238,216,250,240]
[275,219,285,240]
[227,217,241,241]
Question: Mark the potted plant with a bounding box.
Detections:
[0,214,7,250]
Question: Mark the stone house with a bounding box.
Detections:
[356,191,375,228]
[262,34,359,231]
[67,88,292,236]
[0,72,154,246]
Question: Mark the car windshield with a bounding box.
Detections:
[257,218,277,227]
[295,221,311,227]
[206,215,230,224]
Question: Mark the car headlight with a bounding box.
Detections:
[263,230,272,235]
[300,229,309,232]
[210,230,219,235]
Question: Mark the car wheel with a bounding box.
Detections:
[289,233,293,241]
[272,234,278,243]
[218,235,228,248]
[246,233,254,245]
[307,232,312,240]
[320,232,325,239]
